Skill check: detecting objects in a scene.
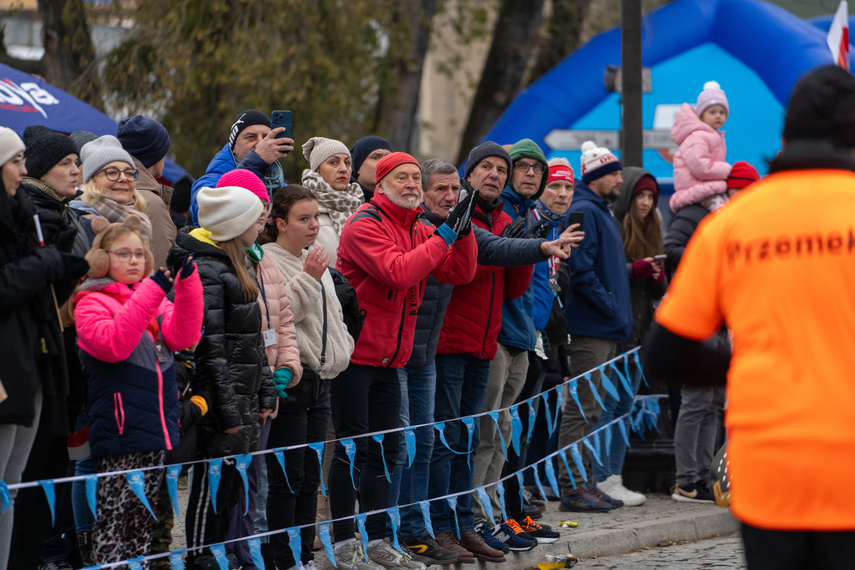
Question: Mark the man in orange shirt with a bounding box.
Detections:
[645,65,855,568]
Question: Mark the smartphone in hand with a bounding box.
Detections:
[271,110,293,140]
[568,211,584,229]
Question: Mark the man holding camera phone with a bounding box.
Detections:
[555,141,633,513]
[190,109,294,224]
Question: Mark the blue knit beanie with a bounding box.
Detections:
[117,115,170,168]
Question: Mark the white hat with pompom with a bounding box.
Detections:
[696,80,729,117]
[580,140,622,184]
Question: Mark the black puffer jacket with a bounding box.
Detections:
[168,229,275,457]
[662,203,708,280]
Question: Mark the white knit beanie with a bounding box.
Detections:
[580,141,622,184]
[302,136,351,172]
[81,135,134,183]
[196,186,264,242]
[0,127,25,167]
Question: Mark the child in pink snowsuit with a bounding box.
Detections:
[73,215,203,566]
[670,81,732,213]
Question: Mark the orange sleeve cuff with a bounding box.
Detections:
[190,395,208,416]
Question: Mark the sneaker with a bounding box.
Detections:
[522,487,546,507]
[672,481,715,503]
[404,535,459,565]
[305,562,317,570]
[458,529,506,563]
[333,541,385,570]
[602,475,646,507]
[491,521,537,552]
[434,531,475,564]
[559,489,613,513]
[523,500,544,520]
[476,523,510,554]
[515,516,560,544]
[367,539,426,570]
[588,484,624,508]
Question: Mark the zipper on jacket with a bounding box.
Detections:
[387,220,416,367]
[480,273,496,359]
[156,358,173,451]
[114,393,125,435]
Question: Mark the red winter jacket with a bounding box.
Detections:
[337,193,477,368]
[437,203,533,360]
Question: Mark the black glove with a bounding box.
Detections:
[52,228,79,253]
[151,268,173,294]
[555,262,571,298]
[501,216,526,238]
[523,219,549,240]
[179,252,196,279]
[60,253,89,281]
[445,186,478,238]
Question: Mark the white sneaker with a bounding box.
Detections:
[332,541,385,570]
[366,538,426,570]
[304,561,317,570]
[604,475,646,506]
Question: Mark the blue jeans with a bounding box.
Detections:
[429,354,491,533]
[591,362,643,483]
[390,362,437,541]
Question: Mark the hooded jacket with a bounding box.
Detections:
[167,228,276,456]
[73,274,203,458]
[132,156,177,268]
[255,253,303,383]
[190,144,284,225]
[497,139,547,350]
[530,202,564,333]
[562,181,633,341]
[670,103,731,213]
[613,166,667,349]
[337,192,477,368]
[437,202,533,360]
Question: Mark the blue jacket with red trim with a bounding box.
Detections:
[337,193,477,368]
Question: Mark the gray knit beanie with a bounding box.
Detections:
[302,136,351,172]
[81,135,135,183]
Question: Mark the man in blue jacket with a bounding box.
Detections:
[556,141,632,512]
[190,109,293,224]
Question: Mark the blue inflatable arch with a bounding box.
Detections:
[482,0,843,190]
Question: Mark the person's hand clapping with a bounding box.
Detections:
[303,246,330,282]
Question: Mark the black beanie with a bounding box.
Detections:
[117,115,171,168]
[350,136,393,180]
[69,131,97,155]
[229,110,271,150]
[463,141,512,181]
[783,65,855,148]
[22,125,78,180]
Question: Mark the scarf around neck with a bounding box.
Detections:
[301,170,364,237]
[81,195,153,240]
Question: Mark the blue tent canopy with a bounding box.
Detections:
[482,0,842,192]
[0,62,191,183]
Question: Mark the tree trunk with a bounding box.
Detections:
[456,0,546,164]
[528,0,592,84]
[37,0,103,110]
[375,0,438,152]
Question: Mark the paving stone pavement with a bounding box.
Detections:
[579,533,745,569]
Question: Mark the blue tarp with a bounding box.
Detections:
[480,0,844,190]
[0,62,191,184]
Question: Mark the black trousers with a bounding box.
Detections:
[328,364,400,543]
[266,368,330,569]
[741,523,855,570]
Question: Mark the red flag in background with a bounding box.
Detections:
[828,1,850,70]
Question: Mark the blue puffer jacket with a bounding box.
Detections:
[407,209,547,368]
[190,144,284,225]
[561,182,633,341]
[498,188,537,351]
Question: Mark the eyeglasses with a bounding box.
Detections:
[97,167,139,181]
[107,249,146,262]
[10,155,26,169]
[514,162,546,174]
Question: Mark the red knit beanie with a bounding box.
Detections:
[726,161,760,190]
[632,175,659,200]
[375,152,421,184]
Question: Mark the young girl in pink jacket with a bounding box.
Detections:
[670,81,733,213]
[73,215,203,566]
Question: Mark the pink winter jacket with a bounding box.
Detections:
[256,255,303,386]
[74,273,204,362]
[670,103,731,213]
